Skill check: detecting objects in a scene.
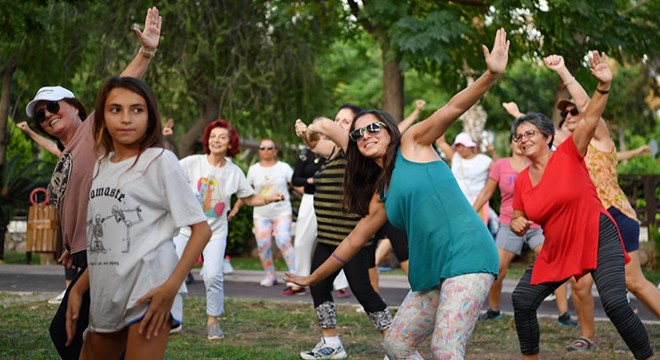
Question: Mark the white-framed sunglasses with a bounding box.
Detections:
[349,121,387,141]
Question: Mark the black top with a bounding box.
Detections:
[292,148,325,195]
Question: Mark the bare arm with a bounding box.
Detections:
[617,145,651,161]
[435,134,455,161]
[544,54,612,146]
[65,268,89,346]
[16,122,61,157]
[472,178,498,212]
[284,193,388,286]
[240,193,284,207]
[571,52,612,157]
[398,99,426,133]
[404,29,509,148]
[502,101,524,118]
[119,7,161,78]
[307,118,349,153]
[485,145,499,162]
[295,119,336,158]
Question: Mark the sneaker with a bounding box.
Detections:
[260,276,278,287]
[207,323,225,340]
[281,286,306,296]
[300,338,347,359]
[557,312,578,327]
[48,290,67,305]
[543,293,557,302]
[478,309,502,321]
[335,289,350,299]
[223,256,234,274]
[355,306,365,314]
[566,336,598,351]
[185,272,195,285]
[169,324,183,334]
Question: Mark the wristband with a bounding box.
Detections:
[596,87,610,95]
[139,47,157,59]
[331,252,347,265]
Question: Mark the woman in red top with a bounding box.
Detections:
[509,52,653,360]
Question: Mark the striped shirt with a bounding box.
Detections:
[313,151,371,247]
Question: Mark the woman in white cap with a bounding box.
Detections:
[24,7,162,359]
[436,131,494,224]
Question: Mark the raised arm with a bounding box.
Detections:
[283,193,388,287]
[617,145,651,162]
[544,54,612,147]
[16,121,61,157]
[119,7,161,78]
[404,29,509,148]
[571,51,612,157]
[398,99,426,133]
[295,119,336,158]
[434,134,455,161]
[502,101,524,118]
[307,117,349,153]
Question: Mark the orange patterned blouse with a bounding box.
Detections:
[585,144,637,220]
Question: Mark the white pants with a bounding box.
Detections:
[173,232,227,319]
[294,194,348,290]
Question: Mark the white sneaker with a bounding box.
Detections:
[169,324,183,334]
[543,293,557,302]
[48,290,66,305]
[355,306,365,314]
[260,275,277,287]
[207,323,224,340]
[300,338,347,359]
[223,256,234,274]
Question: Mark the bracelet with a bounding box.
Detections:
[139,47,157,59]
[596,87,610,94]
[331,252,347,265]
[264,197,269,205]
[563,77,575,86]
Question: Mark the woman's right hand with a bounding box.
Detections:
[283,272,315,287]
[295,119,308,138]
[65,287,82,346]
[510,216,533,236]
[16,121,30,132]
[543,54,566,72]
[133,7,162,51]
[58,250,75,269]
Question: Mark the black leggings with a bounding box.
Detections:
[310,242,390,330]
[50,253,89,360]
[512,214,653,359]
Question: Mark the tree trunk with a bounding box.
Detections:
[0,56,18,166]
[382,57,403,122]
[178,97,219,157]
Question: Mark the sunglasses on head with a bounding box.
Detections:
[33,101,61,124]
[349,122,387,141]
[259,146,275,151]
[560,107,579,118]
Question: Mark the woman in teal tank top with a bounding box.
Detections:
[286,28,509,359]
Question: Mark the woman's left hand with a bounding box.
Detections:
[283,272,314,287]
[135,283,176,339]
[589,51,612,84]
[483,28,510,76]
[134,7,162,51]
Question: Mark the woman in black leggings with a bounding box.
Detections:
[509,52,652,360]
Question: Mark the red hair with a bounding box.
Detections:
[202,119,240,156]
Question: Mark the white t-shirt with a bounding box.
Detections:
[86,148,206,332]
[178,155,254,239]
[246,161,293,219]
[451,153,492,204]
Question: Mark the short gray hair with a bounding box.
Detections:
[511,113,555,148]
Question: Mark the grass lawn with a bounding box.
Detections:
[0,295,658,359]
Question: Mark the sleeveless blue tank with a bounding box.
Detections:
[384,148,498,291]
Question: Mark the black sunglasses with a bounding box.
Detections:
[560,107,579,118]
[349,122,387,141]
[259,146,275,150]
[33,101,61,124]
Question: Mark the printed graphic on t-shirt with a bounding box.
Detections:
[48,152,73,208]
[88,186,144,254]
[255,175,276,196]
[196,177,226,218]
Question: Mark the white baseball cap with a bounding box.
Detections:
[25,86,75,117]
[452,132,477,148]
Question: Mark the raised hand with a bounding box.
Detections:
[502,102,521,117]
[415,99,426,111]
[483,28,510,76]
[16,121,30,132]
[589,51,612,85]
[543,55,566,72]
[133,7,162,51]
[295,119,308,138]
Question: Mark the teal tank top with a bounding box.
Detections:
[384,148,498,291]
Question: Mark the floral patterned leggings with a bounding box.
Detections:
[384,273,494,359]
[253,214,295,278]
